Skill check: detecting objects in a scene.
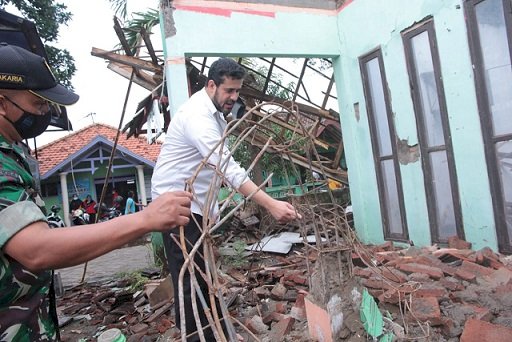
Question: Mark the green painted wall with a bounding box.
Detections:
[163,7,339,114]
[335,0,496,250]
[160,0,498,251]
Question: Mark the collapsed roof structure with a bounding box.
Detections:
[91,16,347,185]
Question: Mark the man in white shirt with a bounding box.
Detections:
[152,58,300,341]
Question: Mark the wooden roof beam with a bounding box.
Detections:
[91,47,162,73]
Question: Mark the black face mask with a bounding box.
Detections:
[12,110,52,139]
[2,96,52,139]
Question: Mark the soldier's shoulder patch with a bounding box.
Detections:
[0,169,23,184]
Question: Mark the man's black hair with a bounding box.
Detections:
[207,58,246,86]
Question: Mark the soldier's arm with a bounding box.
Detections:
[3,191,192,271]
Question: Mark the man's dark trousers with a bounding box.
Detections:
[163,213,226,341]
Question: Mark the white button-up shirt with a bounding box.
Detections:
[151,88,248,218]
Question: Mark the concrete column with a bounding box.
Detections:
[136,165,147,206]
[59,172,70,227]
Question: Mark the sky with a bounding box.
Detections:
[25,0,337,148]
[33,0,160,147]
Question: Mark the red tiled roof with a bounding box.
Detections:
[35,123,162,176]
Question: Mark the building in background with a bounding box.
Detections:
[36,123,160,225]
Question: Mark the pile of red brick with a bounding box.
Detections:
[353,238,512,341]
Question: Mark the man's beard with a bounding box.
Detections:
[213,90,233,115]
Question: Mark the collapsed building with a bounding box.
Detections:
[83,0,512,340]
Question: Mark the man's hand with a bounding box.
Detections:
[143,191,192,230]
[268,199,302,224]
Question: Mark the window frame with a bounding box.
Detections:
[465,0,512,253]
[359,48,409,241]
[402,18,464,243]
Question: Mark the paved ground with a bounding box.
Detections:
[56,244,157,287]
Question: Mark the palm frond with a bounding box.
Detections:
[108,0,128,20]
[121,9,160,54]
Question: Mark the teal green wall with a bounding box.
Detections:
[161,0,498,251]
[163,8,339,114]
[335,0,496,250]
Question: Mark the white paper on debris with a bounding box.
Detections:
[246,232,326,254]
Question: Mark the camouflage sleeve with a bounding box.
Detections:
[0,200,47,248]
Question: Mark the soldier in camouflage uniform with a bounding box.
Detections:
[0,43,192,341]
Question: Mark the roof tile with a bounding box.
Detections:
[35,123,162,176]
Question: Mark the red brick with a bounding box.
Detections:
[397,263,444,280]
[495,281,512,296]
[483,267,512,289]
[438,263,458,277]
[353,266,373,279]
[460,260,494,278]
[433,248,473,261]
[362,277,393,291]
[295,293,305,309]
[375,251,401,264]
[367,288,385,299]
[408,272,431,282]
[460,319,512,342]
[409,297,442,325]
[462,303,492,321]
[479,247,500,261]
[455,269,476,282]
[352,252,373,267]
[268,317,295,341]
[373,241,394,252]
[475,247,503,269]
[130,323,149,335]
[413,283,448,299]
[415,254,443,266]
[381,268,408,283]
[275,302,287,314]
[246,316,269,334]
[282,271,307,285]
[441,317,461,338]
[447,236,472,250]
[271,283,288,300]
[439,277,464,291]
[305,297,333,342]
[377,284,417,304]
[263,312,286,324]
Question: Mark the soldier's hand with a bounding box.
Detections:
[143,191,192,230]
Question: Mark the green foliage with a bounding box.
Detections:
[118,270,150,291]
[45,45,76,89]
[108,0,127,19]
[0,0,76,88]
[224,239,249,268]
[229,119,306,182]
[121,9,160,55]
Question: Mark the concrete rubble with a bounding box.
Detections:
[56,234,512,341]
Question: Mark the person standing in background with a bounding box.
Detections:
[124,191,136,215]
[69,194,82,225]
[69,194,82,212]
[82,194,97,223]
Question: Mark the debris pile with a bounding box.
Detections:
[57,233,512,341]
[57,271,181,341]
[352,237,512,341]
